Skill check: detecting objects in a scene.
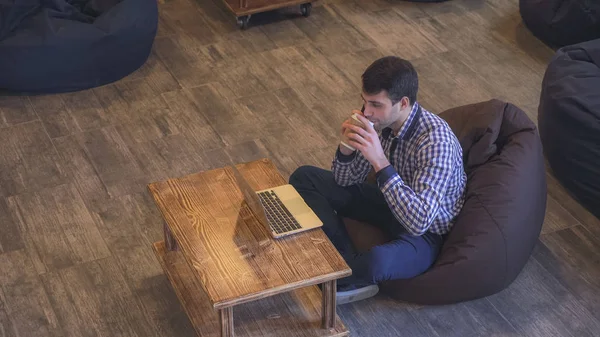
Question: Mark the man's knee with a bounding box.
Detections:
[366,251,397,284]
[366,245,432,283]
[289,165,321,187]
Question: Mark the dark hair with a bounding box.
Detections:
[361,56,418,106]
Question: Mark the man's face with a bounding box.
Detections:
[361,90,402,131]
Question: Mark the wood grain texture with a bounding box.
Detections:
[61,90,112,132]
[220,307,234,337]
[40,257,158,337]
[29,94,78,139]
[148,158,351,309]
[408,298,519,337]
[7,183,111,274]
[534,245,600,332]
[485,255,600,337]
[52,134,112,214]
[0,293,17,337]
[93,78,171,126]
[153,35,219,89]
[75,127,148,198]
[161,89,226,153]
[153,241,349,337]
[0,121,67,198]
[0,250,62,337]
[331,1,448,60]
[321,280,336,329]
[540,194,581,234]
[537,226,600,321]
[293,7,377,57]
[0,198,24,254]
[120,52,182,95]
[0,96,38,127]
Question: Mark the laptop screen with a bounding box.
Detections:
[229,165,270,231]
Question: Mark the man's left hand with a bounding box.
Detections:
[342,114,390,172]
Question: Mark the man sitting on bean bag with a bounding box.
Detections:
[289,56,467,305]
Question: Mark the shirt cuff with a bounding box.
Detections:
[335,146,356,163]
[376,165,396,186]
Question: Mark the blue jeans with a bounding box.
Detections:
[289,165,444,286]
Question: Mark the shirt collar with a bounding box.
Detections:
[382,102,422,140]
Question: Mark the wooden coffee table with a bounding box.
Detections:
[149,158,352,337]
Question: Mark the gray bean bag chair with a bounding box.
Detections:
[519,0,600,48]
[0,0,158,93]
[538,38,600,219]
[344,99,547,304]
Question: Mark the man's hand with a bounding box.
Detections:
[342,114,390,172]
[338,110,362,156]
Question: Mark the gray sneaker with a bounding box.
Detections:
[336,284,379,305]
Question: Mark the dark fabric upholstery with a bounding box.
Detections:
[538,38,600,219]
[0,0,158,93]
[519,0,600,48]
[344,99,547,305]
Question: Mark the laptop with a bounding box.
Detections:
[230,165,323,239]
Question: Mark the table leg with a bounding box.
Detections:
[220,307,234,337]
[164,222,178,251]
[321,279,336,329]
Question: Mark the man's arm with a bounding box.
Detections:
[375,141,456,236]
[331,146,372,186]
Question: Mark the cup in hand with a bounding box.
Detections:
[340,113,374,151]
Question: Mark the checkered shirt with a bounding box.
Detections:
[332,102,467,236]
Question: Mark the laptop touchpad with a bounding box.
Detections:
[284,197,310,215]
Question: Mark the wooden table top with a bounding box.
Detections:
[148,158,351,310]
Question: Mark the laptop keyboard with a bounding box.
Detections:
[257,191,302,234]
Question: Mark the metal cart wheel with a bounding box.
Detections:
[300,3,312,17]
[237,15,251,29]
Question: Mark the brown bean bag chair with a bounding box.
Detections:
[344,99,547,305]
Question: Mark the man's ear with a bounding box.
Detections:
[401,96,410,110]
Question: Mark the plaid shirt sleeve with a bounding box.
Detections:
[331,146,372,186]
[376,139,457,236]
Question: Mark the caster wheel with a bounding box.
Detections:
[300,3,312,17]
[237,15,250,30]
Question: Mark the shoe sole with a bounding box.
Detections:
[336,285,379,305]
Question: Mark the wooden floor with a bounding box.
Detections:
[1,0,600,336]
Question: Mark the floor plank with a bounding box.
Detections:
[0,292,17,337]
[40,257,158,337]
[6,184,111,274]
[52,135,113,214]
[408,299,519,337]
[29,94,79,139]
[74,127,149,198]
[61,89,113,132]
[541,194,581,234]
[332,1,448,60]
[0,96,38,127]
[0,121,67,198]
[0,197,24,254]
[0,250,63,337]
[537,226,600,321]
[337,295,437,337]
[486,252,600,337]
